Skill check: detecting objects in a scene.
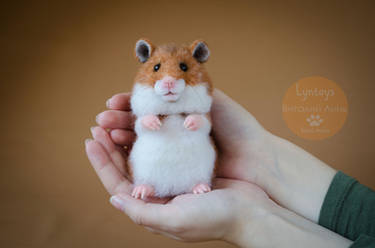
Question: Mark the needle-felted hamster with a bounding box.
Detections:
[129,39,216,199]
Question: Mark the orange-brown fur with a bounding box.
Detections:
[134,40,213,94]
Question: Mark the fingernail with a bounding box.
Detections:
[90,126,95,134]
[95,113,102,124]
[85,138,93,145]
[106,98,112,108]
[110,195,125,211]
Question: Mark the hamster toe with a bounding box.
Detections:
[141,115,161,131]
[192,183,211,194]
[132,185,154,200]
[184,115,203,131]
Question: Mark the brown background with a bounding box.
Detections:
[1,1,374,247]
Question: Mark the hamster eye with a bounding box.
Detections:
[179,63,188,72]
[154,63,161,72]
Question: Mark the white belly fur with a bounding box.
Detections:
[129,115,216,197]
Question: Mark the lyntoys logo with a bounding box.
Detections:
[282,76,348,140]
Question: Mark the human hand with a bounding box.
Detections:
[85,90,347,247]
[84,91,276,244]
[85,114,277,245]
[210,90,276,191]
[85,132,350,248]
[109,179,276,244]
[92,90,275,190]
[90,89,336,224]
[211,90,337,223]
[85,133,276,244]
[86,93,136,197]
[90,90,284,208]
[108,178,351,248]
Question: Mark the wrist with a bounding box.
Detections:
[229,202,352,248]
[223,198,281,247]
[266,205,352,248]
[262,132,336,222]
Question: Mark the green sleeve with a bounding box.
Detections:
[350,235,375,248]
[319,171,375,241]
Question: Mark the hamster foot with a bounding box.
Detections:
[131,184,155,199]
[192,183,211,194]
[141,115,161,131]
[184,114,203,131]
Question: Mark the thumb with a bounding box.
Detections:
[212,89,265,148]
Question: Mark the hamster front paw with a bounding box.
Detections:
[131,184,155,199]
[192,183,211,194]
[184,114,203,131]
[141,115,162,131]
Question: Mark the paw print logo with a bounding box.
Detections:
[306,114,324,127]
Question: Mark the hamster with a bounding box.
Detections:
[128,38,216,199]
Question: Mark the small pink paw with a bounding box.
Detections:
[141,115,161,131]
[131,185,155,200]
[184,114,203,131]
[192,183,211,194]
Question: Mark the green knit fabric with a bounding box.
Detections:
[349,235,375,248]
[319,171,375,246]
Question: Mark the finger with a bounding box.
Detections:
[96,110,134,130]
[212,89,262,132]
[90,126,127,175]
[85,139,131,195]
[109,193,182,232]
[110,129,136,146]
[107,93,131,111]
[211,89,264,153]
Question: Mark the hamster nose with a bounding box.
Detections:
[162,76,176,90]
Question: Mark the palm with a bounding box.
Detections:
[160,177,270,238]
[87,90,276,196]
[167,177,268,207]
[211,90,276,186]
[85,90,275,242]
[86,126,256,203]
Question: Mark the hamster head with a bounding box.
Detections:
[131,39,213,116]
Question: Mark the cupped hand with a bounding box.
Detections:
[210,90,277,192]
[85,90,280,244]
[86,89,343,246]
[110,178,275,244]
[85,131,275,243]
[92,90,278,194]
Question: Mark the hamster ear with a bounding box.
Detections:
[135,39,154,63]
[190,40,210,63]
